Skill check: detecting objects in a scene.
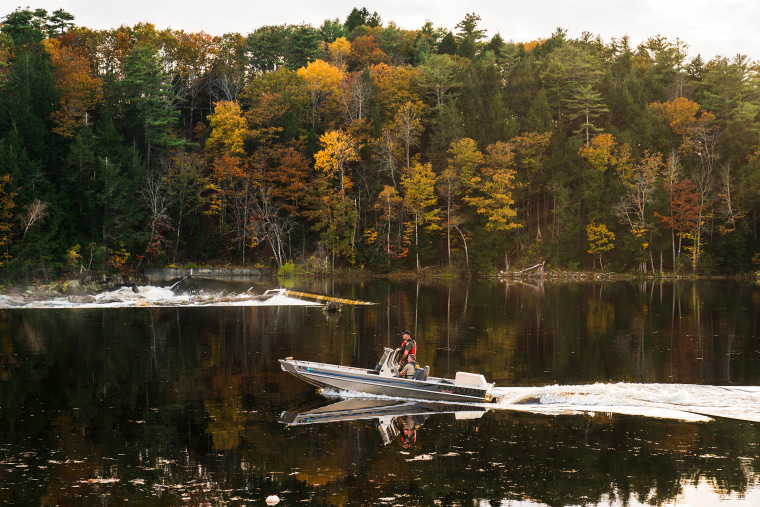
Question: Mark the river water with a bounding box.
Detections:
[1,278,759,505]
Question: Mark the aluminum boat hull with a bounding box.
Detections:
[279,354,495,403]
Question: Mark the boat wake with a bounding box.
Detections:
[493,383,760,423]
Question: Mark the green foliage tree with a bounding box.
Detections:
[566,84,609,145]
[344,7,381,34]
[455,54,517,146]
[1,8,50,45]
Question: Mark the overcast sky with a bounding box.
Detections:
[21,0,760,62]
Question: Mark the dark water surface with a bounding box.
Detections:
[1,279,760,505]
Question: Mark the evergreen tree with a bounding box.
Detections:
[120,43,181,172]
[438,32,457,55]
[455,13,486,59]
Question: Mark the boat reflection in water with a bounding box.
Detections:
[280,397,488,447]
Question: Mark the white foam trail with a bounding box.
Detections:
[494,383,760,423]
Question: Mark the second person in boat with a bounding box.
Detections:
[399,353,420,378]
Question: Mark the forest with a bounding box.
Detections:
[1,6,760,281]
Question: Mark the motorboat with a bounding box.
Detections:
[278,347,496,403]
[280,397,489,445]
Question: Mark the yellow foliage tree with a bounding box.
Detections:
[296,59,345,129]
[578,133,631,173]
[327,37,352,69]
[314,130,360,195]
[373,185,405,258]
[206,100,248,156]
[586,222,615,270]
[370,63,424,125]
[402,160,440,270]
[466,142,521,233]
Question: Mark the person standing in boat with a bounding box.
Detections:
[399,330,416,366]
[399,353,419,378]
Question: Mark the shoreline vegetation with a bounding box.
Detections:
[2,8,760,287]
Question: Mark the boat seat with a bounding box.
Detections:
[413,366,429,381]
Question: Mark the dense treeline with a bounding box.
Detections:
[1,7,760,280]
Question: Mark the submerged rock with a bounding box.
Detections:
[323,300,342,312]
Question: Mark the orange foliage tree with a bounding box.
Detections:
[656,177,704,270]
[44,38,103,138]
[350,35,388,68]
[650,98,723,268]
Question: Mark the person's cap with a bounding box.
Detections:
[401,330,411,336]
[408,354,415,360]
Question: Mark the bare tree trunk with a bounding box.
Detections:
[415,212,420,271]
[446,195,451,266]
[453,224,469,272]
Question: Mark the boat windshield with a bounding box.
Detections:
[376,349,392,369]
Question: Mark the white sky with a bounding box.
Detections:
[20,0,760,62]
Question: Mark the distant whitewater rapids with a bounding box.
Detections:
[0,278,321,309]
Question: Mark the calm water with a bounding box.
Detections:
[1,278,760,505]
